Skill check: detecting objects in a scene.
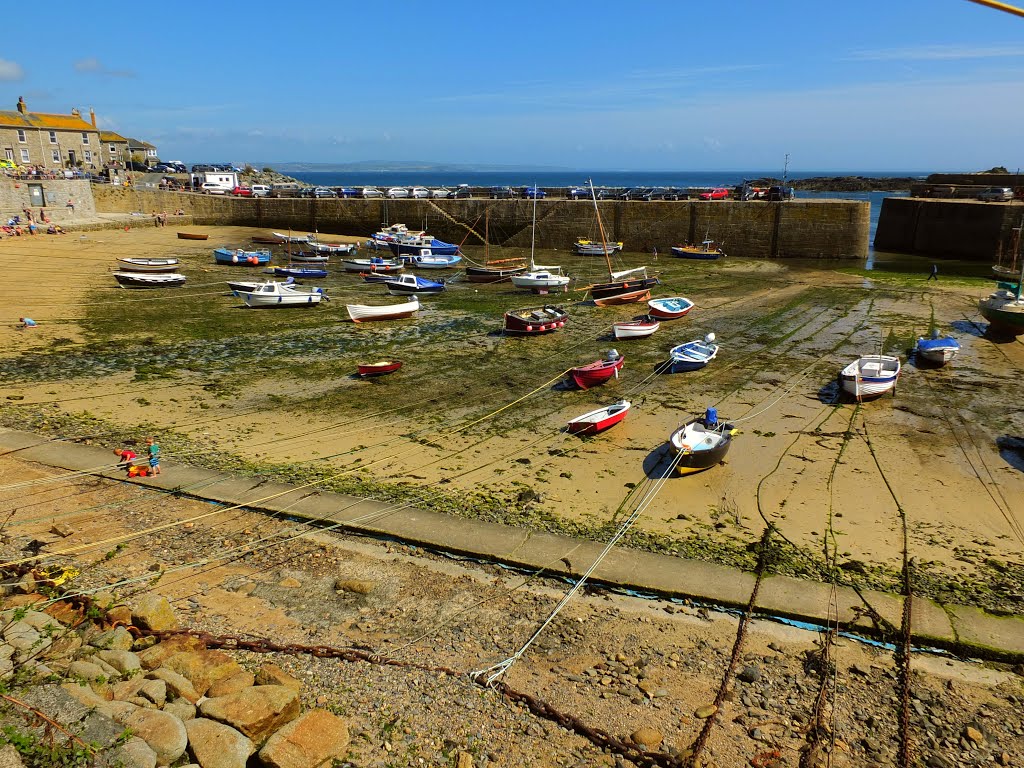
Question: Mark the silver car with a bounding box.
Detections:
[387,187,410,199]
[432,187,451,198]
[410,186,430,199]
[977,187,1013,202]
[361,187,383,198]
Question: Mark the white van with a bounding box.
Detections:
[251,184,271,198]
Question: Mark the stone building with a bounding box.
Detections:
[98,130,129,167]
[0,97,102,171]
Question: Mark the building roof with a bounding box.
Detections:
[99,130,128,143]
[0,110,97,131]
[127,138,156,150]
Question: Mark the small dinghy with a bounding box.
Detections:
[177,232,208,241]
[113,271,186,289]
[567,400,631,435]
[503,305,569,335]
[613,317,661,340]
[357,360,403,377]
[839,355,900,400]
[593,287,651,307]
[117,258,180,273]
[272,266,328,279]
[347,297,420,323]
[569,350,624,389]
[272,232,311,244]
[668,408,735,475]
[342,257,404,273]
[647,296,694,320]
[214,248,271,266]
[915,330,960,366]
[667,334,718,372]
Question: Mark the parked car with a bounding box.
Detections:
[522,186,546,199]
[335,187,360,198]
[699,187,730,201]
[489,186,516,199]
[150,163,173,174]
[447,185,472,199]
[766,185,794,201]
[432,187,452,198]
[231,186,253,197]
[663,187,684,201]
[200,182,229,195]
[251,184,271,198]
[567,186,589,200]
[387,187,410,199]
[410,186,430,199]
[362,187,384,198]
[977,187,1013,202]
[311,187,335,198]
[126,161,151,172]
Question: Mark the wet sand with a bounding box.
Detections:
[1,224,1022,610]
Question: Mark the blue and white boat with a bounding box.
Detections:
[839,355,900,400]
[272,266,328,279]
[214,248,272,266]
[667,334,719,372]
[367,223,411,250]
[385,273,447,296]
[387,232,461,258]
[915,331,960,365]
[400,249,463,269]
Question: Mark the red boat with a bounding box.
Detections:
[503,305,568,335]
[357,360,403,377]
[570,352,624,389]
[592,288,651,307]
[567,400,631,435]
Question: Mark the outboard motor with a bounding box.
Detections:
[704,406,718,428]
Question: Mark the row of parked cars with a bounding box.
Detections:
[256,184,796,201]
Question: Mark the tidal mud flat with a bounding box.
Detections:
[0,225,1022,615]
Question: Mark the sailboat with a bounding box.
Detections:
[992,218,1022,280]
[583,179,659,302]
[980,221,1024,336]
[466,209,529,283]
[511,188,572,293]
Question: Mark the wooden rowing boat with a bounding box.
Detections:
[177,232,208,240]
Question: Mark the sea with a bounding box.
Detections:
[286,169,985,274]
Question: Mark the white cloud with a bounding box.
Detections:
[73,57,135,78]
[846,44,1024,62]
[0,58,24,81]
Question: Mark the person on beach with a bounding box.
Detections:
[146,436,161,475]
[66,199,75,214]
[113,447,136,471]
[17,318,36,330]
[928,264,938,282]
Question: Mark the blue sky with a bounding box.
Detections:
[2,0,1022,171]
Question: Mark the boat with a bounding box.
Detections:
[251,235,280,245]
[228,276,294,294]
[567,400,631,435]
[583,180,659,302]
[113,271,186,289]
[466,209,528,282]
[671,239,726,260]
[573,238,623,256]
[342,257,404,273]
[237,280,326,308]
[647,297,695,319]
[357,360,403,377]
[177,232,208,241]
[593,288,651,307]
[272,232,311,244]
[569,351,624,389]
[613,317,661,339]
[387,233,461,258]
[510,192,572,293]
[307,237,357,255]
[668,409,735,475]
[838,355,901,400]
[361,272,403,284]
[272,266,329,279]
[346,297,420,323]
[214,248,272,266]
[915,331,961,365]
[980,234,1024,336]
[991,218,1022,280]
[503,305,569,335]
[367,223,410,250]
[667,334,719,372]
[385,273,447,296]
[288,252,331,264]
[116,258,180,273]
[400,249,463,269]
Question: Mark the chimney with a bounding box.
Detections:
[89,107,96,128]
[16,96,26,114]
[71,108,80,117]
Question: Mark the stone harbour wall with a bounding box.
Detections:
[874,197,1022,260]
[0,178,96,222]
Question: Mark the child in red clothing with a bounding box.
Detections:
[113,447,136,471]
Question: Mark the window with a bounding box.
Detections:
[84,150,92,162]
[17,129,26,143]
[20,149,29,162]
[109,143,117,154]
[52,150,60,163]
[4,149,12,161]
[49,131,57,144]
[82,132,90,145]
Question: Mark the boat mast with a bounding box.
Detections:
[1016,217,1024,301]
[588,179,614,278]
[484,207,489,264]
[530,183,537,270]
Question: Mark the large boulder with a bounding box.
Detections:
[118,708,187,765]
[138,635,205,670]
[257,709,350,768]
[253,663,301,689]
[162,650,242,697]
[132,595,179,632]
[147,667,200,704]
[199,685,300,744]
[184,718,255,768]
[97,649,142,675]
[116,737,158,768]
[206,670,255,699]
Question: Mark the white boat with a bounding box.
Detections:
[613,318,661,339]
[341,257,405,273]
[347,297,420,323]
[574,239,623,255]
[915,331,960,365]
[112,271,186,288]
[289,252,330,264]
[401,249,463,269]
[116,258,180,273]
[307,238,357,255]
[367,223,410,250]
[839,355,901,400]
[385,274,446,296]
[272,232,310,244]
[667,334,718,372]
[511,187,572,292]
[237,280,326,308]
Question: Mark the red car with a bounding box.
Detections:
[699,187,729,201]
[231,186,253,197]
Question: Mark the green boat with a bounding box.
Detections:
[979,288,1024,336]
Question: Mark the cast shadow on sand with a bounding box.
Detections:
[997,436,1024,472]
[642,443,675,479]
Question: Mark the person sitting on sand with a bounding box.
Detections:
[17,318,37,330]
[46,224,65,235]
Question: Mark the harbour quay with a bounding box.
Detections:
[875,196,1021,260]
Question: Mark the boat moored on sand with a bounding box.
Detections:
[567,400,631,435]
[668,408,735,475]
[838,355,901,400]
[503,305,568,335]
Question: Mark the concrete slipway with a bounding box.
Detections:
[1,428,1020,662]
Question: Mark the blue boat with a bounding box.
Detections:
[273,266,328,279]
[385,273,447,296]
[666,334,719,372]
[214,247,271,266]
[915,330,960,365]
[386,234,460,258]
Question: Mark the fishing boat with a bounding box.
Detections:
[593,288,651,307]
[915,331,961,365]
[176,232,208,241]
[342,257,404,273]
[573,238,623,256]
[647,297,695,320]
[367,223,410,250]
[347,297,420,323]
[467,209,528,283]
[385,273,447,296]
[400,250,463,269]
[838,355,901,400]
[306,238,357,255]
[503,305,569,335]
[113,271,186,289]
[387,233,461,258]
[237,280,326,308]
[116,258,180,273]
[668,409,735,475]
[613,317,661,339]
[566,400,631,436]
[272,266,328,279]
[214,248,272,266]
[671,239,726,260]
[569,351,624,389]
[667,334,719,372]
[583,180,659,302]
[357,360,403,377]
[272,232,311,244]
